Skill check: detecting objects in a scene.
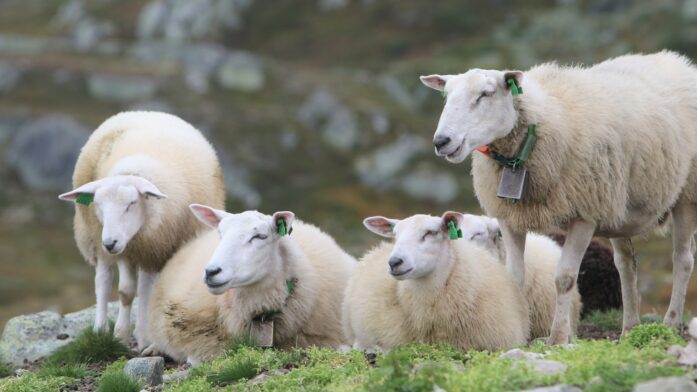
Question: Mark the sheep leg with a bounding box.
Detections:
[114,260,136,344]
[547,219,595,345]
[609,238,641,333]
[665,202,697,328]
[499,221,526,289]
[93,258,112,334]
[136,269,157,351]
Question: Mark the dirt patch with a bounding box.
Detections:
[577,323,622,341]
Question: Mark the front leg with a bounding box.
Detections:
[94,258,113,333]
[499,221,526,289]
[547,219,595,345]
[114,260,136,344]
[136,269,157,351]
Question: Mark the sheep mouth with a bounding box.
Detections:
[446,142,464,159]
[390,268,413,277]
[206,280,230,290]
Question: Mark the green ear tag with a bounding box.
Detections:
[75,193,94,206]
[448,221,462,240]
[507,78,522,96]
[440,90,446,98]
[277,219,287,236]
[286,278,295,295]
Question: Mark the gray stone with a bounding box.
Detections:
[527,359,567,376]
[318,0,349,11]
[219,153,261,208]
[499,348,544,361]
[163,369,191,384]
[72,18,115,52]
[322,107,359,151]
[521,386,582,392]
[354,135,427,188]
[5,115,89,192]
[247,372,271,385]
[380,76,422,110]
[137,0,169,39]
[370,111,390,135]
[296,87,359,149]
[217,51,265,92]
[0,301,137,366]
[0,34,72,56]
[182,43,226,93]
[53,0,86,30]
[399,166,458,204]
[88,73,157,103]
[633,376,697,392]
[0,62,22,93]
[124,356,165,386]
[297,89,339,128]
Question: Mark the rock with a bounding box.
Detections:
[527,360,568,376]
[15,368,29,377]
[0,301,137,366]
[182,43,226,93]
[53,0,86,30]
[0,62,22,93]
[499,348,545,361]
[380,75,422,110]
[521,386,582,392]
[247,372,271,385]
[667,317,697,366]
[88,73,157,103]
[318,0,349,11]
[72,18,115,52]
[137,0,169,39]
[370,111,390,135]
[399,165,458,204]
[633,376,697,392]
[124,357,165,386]
[163,369,190,384]
[0,34,72,56]
[354,135,427,188]
[322,107,359,151]
[219,153,261,208]
[297,88,360,151]
[5,115,89,192]
[217,51,265,92]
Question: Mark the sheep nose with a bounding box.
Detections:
[205,267,222,280]
[103,240,118,252]
[388,257,404,271]
[433,135,451,151]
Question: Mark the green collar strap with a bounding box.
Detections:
[487,124,537,170]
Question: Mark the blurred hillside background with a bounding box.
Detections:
[1,0,697,328]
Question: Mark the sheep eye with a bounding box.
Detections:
[125,201,137,212]
[421,230,438,241]
[476,90,494,104]
[469,232,485,241]
[249,234,268,243]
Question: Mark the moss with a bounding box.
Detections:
[44,328,132,366]
[36,363,89,379]
[96,358,141,392]
[623,323,684,349]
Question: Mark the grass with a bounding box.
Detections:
[43,328,132,366]
[623,323,684,349]
[96,359,141,392]
[0,358,13,379]
[583,309,623,331]
[36,363,89,379]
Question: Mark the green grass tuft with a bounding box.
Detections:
[37,363,89,379]
[623,323,684,349]
[96,358,141,392]
[0,358,14,378]
[204,356,258,386]
[44,328,132,366]
[583,309,623,331]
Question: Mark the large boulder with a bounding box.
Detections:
[5,115,89,192]
[124,356,164,386]
[217,51,265,92]
[633,376,697,392]
[0,301,137,366]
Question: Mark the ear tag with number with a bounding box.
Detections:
[497,167,528,201]
[250,319,274,348]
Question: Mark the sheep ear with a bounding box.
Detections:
[441,211,465,234]
[132,177,167,199]
[190,204,228,229]
[363,216,398,238]
[272,211,295,236]
[503,71,524,91]
[482,216,501,239]
[58,179,108,203]
[419,74,451,91]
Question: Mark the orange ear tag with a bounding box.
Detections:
[477,145,492,157]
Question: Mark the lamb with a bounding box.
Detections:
[146,205,356,364]
[458,214,581,338]
[419,51,697,344]
[343,212,530,351]
[58,111,225,350]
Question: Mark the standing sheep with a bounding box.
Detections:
[146,205,355,364]
[420,51,697,344]
[58,111,225,349]
[344,212,530,351]
[459,214,581,338]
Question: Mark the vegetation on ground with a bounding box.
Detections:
[43,328,132,366]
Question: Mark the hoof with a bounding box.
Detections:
[546,333,570,346]
[141,343,161,357]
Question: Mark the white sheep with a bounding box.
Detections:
[420,51,697,344]
[459,214,581,339]
[145,205,355,364]
[58,111,225,349]
[343,212,530,351]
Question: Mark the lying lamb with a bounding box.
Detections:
[420,51,697,343]
[146,205,356,364]
[459,214,581,338]
[58,111,225,349]
[343,212,530,351]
